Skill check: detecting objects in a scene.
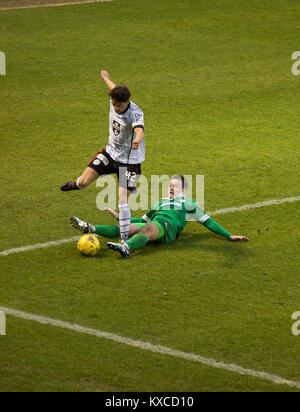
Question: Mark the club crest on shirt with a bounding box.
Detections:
[113,120,121,136]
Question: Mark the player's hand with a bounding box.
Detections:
[105,207,119,220]
[229,235,249,242]
[132,139,140,150]
[101,70,110,80]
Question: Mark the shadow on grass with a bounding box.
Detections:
[98,232,252,264]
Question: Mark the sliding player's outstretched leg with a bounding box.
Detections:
[107,242,131,258]
[69,217,91,233]
[107,222,163,258]
[70,217,119,238]
[69,213,143,240]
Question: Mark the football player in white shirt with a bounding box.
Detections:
[61,70,145,243]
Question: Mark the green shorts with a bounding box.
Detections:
[135,218,178,244]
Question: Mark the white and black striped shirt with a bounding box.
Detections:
[106,99,145,165]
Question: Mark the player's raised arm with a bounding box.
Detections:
[101,70,116,91]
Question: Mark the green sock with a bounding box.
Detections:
[126,234,148,251]
[94,225,120,238]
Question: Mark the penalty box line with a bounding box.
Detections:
[0,195,300,257]
[0,305,300,390]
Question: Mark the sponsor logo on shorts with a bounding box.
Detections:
[97,154,110,166]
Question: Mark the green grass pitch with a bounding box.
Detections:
[0,0,300,392]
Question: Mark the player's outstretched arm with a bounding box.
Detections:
[105,207,147,224]
[101,70,116,91]
[105,207,119,220]
[203,218,249,242]
[192,203,249,242]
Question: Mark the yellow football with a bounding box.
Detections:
[77,234,100,257]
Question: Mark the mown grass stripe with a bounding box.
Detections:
[0,195,299,257]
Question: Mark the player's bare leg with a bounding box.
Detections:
[128,224,144,237]
[61,167,99,191]
[138,223,160,241]
[77,167,100,188]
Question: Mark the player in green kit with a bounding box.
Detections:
[69,175,248,258]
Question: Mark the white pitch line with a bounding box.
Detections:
[0,236,80,257]
[0,0,111,12]
[0,305,299,390]
[0,195,299,257]
[208,195,300,216]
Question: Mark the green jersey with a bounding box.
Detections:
[142,195,210,238]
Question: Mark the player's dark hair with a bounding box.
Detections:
[171,175,189,190]
[109,86,131,103]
